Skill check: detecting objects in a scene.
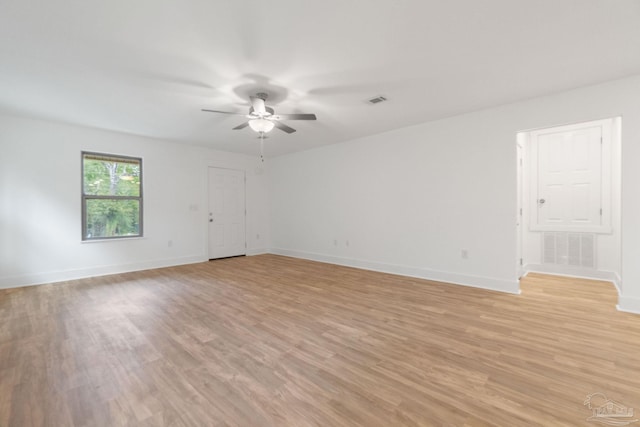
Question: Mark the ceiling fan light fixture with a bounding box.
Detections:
[202,93,316,138]
[248,118,274,133]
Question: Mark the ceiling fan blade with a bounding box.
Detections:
[250,96,267,115]
[202,109,245,115]
[273,121,296,134]
[232,122,250,130]
[271,113,317,120]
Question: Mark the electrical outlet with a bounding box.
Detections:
[333,239,338,246]
[256,233,260,240]
[461,249,468,259]
[168,240,173,248]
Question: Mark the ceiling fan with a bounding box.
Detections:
[202,92,317,134]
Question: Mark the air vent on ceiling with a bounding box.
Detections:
[367,96,387,105]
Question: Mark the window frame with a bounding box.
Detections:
[81,151,144,241]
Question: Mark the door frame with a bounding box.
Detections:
[516,135,525,278]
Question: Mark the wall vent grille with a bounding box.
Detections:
[543,232,596,268]
[367,96,387,104]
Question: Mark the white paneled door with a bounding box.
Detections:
[208,167,246,259]
[530,119,611,233]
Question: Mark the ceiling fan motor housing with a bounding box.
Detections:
[249,106,275,116]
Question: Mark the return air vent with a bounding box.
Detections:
[543,232,596,268]
[367,96,387,104]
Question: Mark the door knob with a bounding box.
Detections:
[538,198,546,205]
[209,219,213,222]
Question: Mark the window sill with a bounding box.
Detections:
[528,226,612,234]
[81,236,145,244]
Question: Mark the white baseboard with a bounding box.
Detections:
[522,264,640,315]
[269,248,520,294]
[246,248,269,256]
[0,255,206,289]
[617,296,640,314]
[524,264,622,294]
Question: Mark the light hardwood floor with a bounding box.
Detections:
[1,254,639,426]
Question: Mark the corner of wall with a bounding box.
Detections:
[617,296,640,315]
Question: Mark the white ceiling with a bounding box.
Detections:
[1,1,639,157]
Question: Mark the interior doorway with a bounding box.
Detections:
[208,167,246,259]
[517,117,621,289]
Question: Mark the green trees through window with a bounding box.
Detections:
[82,152,142,240]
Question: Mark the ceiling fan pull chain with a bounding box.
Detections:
[260,134,265,163]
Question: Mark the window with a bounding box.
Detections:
[82,152,143,240]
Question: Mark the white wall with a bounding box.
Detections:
[269,108,521,293]
[268,74,640,308]
[0,113,270,288]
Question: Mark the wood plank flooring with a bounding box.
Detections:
[1,254,639,426]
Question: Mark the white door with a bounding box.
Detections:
[208,167,246,259]
[530,119,611,233]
